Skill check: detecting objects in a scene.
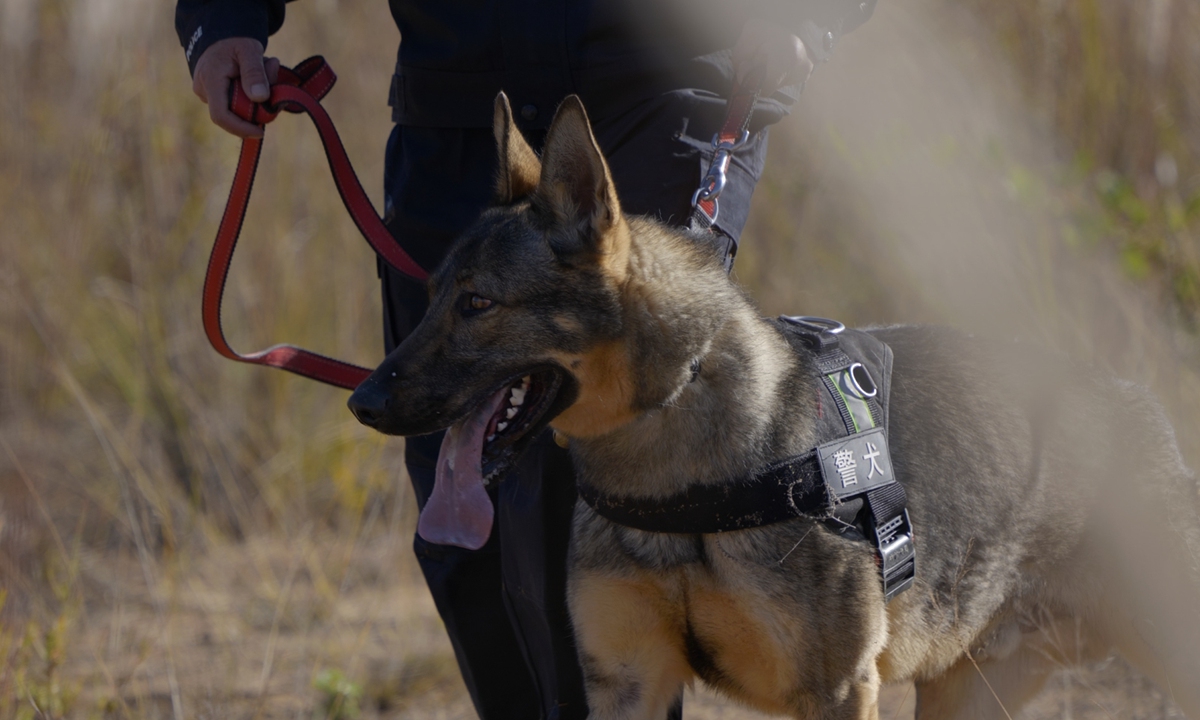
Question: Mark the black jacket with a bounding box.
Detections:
[176,0,876,129]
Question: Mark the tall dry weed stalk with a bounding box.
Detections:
[963,0,1200,318]
[1,1,402,550]
[1,1,431,714]
[0,0,406,659]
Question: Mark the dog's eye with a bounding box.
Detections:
[461,293,494,315]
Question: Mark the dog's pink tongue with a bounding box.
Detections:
[417,389,507,550]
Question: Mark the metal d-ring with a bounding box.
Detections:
[847,362,878,398]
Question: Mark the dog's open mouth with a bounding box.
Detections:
[417,369,566,550]
[480,369,564,477]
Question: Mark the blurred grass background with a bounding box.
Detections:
[1,0,1198,717]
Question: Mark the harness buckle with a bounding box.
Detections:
[876,509,916,602]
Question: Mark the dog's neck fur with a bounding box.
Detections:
[568,219,822,500]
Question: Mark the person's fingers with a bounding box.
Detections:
[765,39,789,88]
[264,57,281,85]
[778,35,814,87]
[731,19,811,93]
[193,69,210,104]
[193,38,253,101]
[236,43,271,102]
[191,38,270,137]
[738,48,768,84]
[196,57,230,108]
[731,18,764,83]
[199,59,264,137]
[209,99,265,138]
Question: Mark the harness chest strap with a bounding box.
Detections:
[577,317,916,602]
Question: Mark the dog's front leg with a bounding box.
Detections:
[822,674,883,720]
[569,569,691,720]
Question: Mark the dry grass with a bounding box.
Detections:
[1,0,1198,718]
[0,1,438,716]
[962,0,1200,322]
[738,0,1200,715]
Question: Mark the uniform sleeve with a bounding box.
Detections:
[755,0,878,64]
[175,0,291,76]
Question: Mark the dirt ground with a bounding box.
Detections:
[56,529,1185,719]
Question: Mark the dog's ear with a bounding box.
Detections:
[493,93,541,203]
[534,96,628,273]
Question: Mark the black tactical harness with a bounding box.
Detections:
[577,316,916,602]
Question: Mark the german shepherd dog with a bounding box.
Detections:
[349,95,1200,719]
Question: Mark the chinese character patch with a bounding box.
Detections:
[817,427,895,500]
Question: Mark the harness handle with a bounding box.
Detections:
[202,57,428,390]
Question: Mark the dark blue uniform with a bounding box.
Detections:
[176,2,875,717]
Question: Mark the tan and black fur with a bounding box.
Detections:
[349,94,1200,719]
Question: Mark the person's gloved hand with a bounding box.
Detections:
[731,18,814,93]
[192,37,282,138]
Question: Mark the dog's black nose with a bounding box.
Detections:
[348,384,390,427]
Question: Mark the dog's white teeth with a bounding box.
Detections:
[497,422,508,432]
[521,376,531,389]
[486,433,495,443]
[506,407,518,419]
[482,477,490,487]
[510,387,525,406]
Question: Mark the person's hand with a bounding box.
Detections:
[192,37,282,138]
[731,18,814,93]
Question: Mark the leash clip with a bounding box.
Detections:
[692,129,751,211]
[686,66,761,240]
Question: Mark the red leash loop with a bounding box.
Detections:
[202,57,428,390]
[204,57,757,389]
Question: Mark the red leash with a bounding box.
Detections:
[202,57,428,390]
[203,56,760,390]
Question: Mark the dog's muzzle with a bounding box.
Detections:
[347,383,389,428]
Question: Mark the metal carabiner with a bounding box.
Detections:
[692,129,751,210]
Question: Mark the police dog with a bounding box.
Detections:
[348,94,1200,719]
